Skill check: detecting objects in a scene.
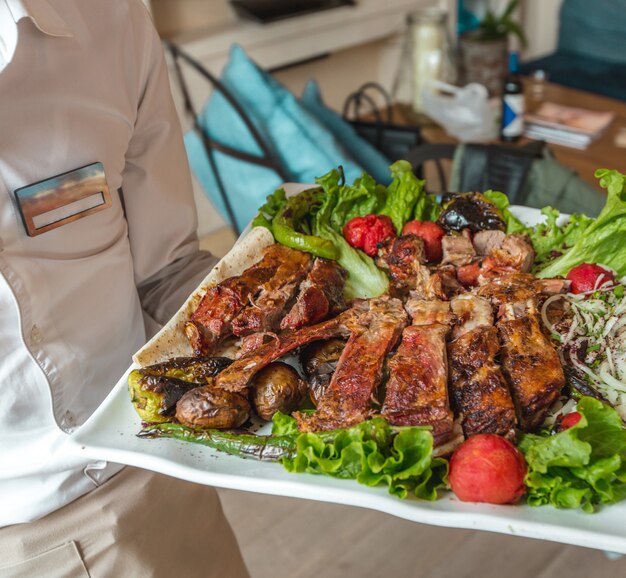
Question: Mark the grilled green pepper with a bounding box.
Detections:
[140,356,232,383]
[272,188,340,260]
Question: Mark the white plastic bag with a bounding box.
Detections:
[421,80,497,142]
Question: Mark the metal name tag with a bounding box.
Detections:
[15,162,112,237]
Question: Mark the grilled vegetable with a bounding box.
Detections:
[140,356,233,383]
[176,385,251,429]
[439,192,506,233]
[300,339,345,406]
[128,370,200,423]
[251,362,307,421]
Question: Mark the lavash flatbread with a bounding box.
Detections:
[133,226,275,367]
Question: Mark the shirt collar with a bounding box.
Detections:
[10,0,73,37]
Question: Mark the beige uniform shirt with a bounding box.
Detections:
[0,0,216,526]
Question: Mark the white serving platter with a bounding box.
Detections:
[70,202,626,555]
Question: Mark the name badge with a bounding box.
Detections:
[15,162,112,237]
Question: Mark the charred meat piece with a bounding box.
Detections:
[448,295,517,440]
[498,302,565,431]
[405,298,454,326]
[295,297,407,431]
[381,323,456,446]
[280,259,347,330]
[176,384,250,429]
[481,234,535,276]
[301,339,346,406]
[477,273,549,307]
[441,232,476,267]
[375,235,429,296]
[231,248,312,336]
[472,229,506,256]
[186,245,310,355]
[424,267,463,301]
[214,301,372,393]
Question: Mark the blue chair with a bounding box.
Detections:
[520,0,626,101]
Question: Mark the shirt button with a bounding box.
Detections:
[30,324,43,344]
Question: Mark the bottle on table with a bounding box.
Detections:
[500,51,525,142]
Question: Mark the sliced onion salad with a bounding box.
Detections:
[541,273,626,420]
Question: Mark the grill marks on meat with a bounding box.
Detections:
[186,245,313,355]
[375,235,429,296]
[448,295,517,440]
[295,298,407,431]
[478,274,566,431]
[280,259,347,330]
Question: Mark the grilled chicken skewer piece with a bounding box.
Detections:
[381,299,462,450]
[478,274,566,431]
[296,297,407,431]
[447,294,517,440]
[185,245,312,355]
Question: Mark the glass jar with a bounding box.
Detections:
[392,8,457,117]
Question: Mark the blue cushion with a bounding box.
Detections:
[520,51,626,102]
[185,45,365,230]
[300,80,392,185]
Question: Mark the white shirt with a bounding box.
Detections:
[0,0,216,526]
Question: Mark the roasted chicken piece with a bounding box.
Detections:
[280,259,347,330]
[382,329,455,446]
[185,245,311,355]
[295,297,407,431]
[375,235,429,296]
[448,294,517,440]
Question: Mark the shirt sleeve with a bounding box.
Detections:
[121,3,217,324]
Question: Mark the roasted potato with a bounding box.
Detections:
[176,385,250,429]
[250,362,307,421]
[300,339,345,406]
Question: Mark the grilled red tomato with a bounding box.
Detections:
[343,214,396,257]
[566,263,615,294]
[401,220,445,262]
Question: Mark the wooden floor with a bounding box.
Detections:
[218,489,626,578]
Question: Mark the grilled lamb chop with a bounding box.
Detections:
[214,300,373,393]
[448,294,517,440]
[478,274,566,431]
[295,297,407,431]
[381,313,457,446]
[280,259,347,330]
[185,245,311,355]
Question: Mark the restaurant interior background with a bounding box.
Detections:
[139,1,626,576]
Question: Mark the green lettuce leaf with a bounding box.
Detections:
[538,169,626,278]
[519,397,626,512]
[378,160,427,233]
[276,415,448,500]
[252,187,287,230]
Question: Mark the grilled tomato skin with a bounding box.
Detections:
[566,263,615,294]
[343,214,396,257]
[449,434,527,504]
[401,220,445,262]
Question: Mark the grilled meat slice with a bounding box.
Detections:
[237,332,279,358]
[186,245,310,355]
[375,235,430,296]
[381,323,456,445]
[424,267,463,301]
[295,297,407,431]
[448,295,517,440]
[231,248,312,336]
[214,300,372,393]
[280,259,347,330]
[405,298,454,326]
[441,231,476,267]
[498,302,565,431]
[473,230,506,256]
[481,234,535,277]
